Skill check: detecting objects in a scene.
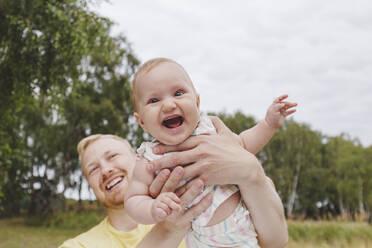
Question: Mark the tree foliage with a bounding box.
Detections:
[215,112,372,222]
[1,1,371,224]
[0,0,139,216]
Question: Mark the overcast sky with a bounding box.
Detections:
[90,0,372,147]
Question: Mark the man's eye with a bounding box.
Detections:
[89,166,98,175]
[147,98,159,104]
[175,90,184,96]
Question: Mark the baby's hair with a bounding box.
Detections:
[77,134,134,164]
[132,57,196,111]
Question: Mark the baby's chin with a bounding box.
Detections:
[156,132,191,146]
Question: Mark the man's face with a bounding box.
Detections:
[81,138,136,208]
[134,62,200,145]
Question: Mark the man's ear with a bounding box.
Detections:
[196,94,200,109]
[134,112,147,131]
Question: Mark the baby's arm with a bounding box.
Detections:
[240,94,297,154]
[124,159,181,224]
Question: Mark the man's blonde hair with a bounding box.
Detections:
[77,134,134,165]
[131,57,196,111]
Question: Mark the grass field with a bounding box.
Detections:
[287,220,372,248]
[1,214,371,248]
[0,218,83,248]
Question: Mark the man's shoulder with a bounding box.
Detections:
[58,218,154,248]
[58,218,108,248]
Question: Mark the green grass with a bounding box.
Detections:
[0,218,83,248]
[288,220,372,247]
[1,214,372,248]
[0,210,105,248]
[27,210,105,229]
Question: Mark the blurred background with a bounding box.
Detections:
[1,0,371,247]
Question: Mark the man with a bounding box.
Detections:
[59,134,209,248]
[59,116,288,248]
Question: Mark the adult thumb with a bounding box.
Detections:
[209,116,229,135]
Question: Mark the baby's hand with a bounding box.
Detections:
[265,94,297,129]
[151,192,181,222]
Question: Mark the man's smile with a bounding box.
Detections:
[104,175,125,192]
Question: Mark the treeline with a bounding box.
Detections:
[1,0,371,223]
[0,0,141,216]
[219,112,372,222]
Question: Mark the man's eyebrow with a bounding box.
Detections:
[86,150,110,167]
[85,161,97,169]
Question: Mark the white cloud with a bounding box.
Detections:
[91,0,372,146]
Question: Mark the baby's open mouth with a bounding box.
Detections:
[162,116,184,128]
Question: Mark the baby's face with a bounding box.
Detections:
[134,62,200,145]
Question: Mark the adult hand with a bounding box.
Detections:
[137,160,212,248]
[148,166,184,198]
[148,116,265,187]
[149,116,288,248]
[137,178,212,248]
[161,179,212,231]
[148,165,212,230]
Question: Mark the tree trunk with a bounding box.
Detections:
[339,197,348,220]
[358,176,365,218]
[78,173,83,202]
[287,163,300,218]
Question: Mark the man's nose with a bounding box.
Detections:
[101,162,114,179]
[162,97,176,112]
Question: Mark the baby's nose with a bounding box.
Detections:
[162,98,176,111]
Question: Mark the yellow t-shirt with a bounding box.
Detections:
[59,217,186,248]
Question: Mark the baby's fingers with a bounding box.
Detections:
[284,109,296,117]
[154,202,171,221]
[274,94,288,103]
[282,102,297,114]
[272,102,286,112]
[276,101,297,112]
[160,193,181,211]
[283,102,297,108]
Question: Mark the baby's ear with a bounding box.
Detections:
[134,112,146,131]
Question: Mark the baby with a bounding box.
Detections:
[124,58,296,247]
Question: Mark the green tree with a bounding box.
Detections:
[324,135,365,220]
[0,0,139,216]
[261,119,323,218]
[363,146,372,223]
[215,111,256,134]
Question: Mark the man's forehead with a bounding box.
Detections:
[82,138,131,164]
[88,138,127,151]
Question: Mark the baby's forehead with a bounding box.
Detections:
[136,62,195,90]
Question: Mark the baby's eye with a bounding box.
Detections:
[147,98,159,104]
[110,153,118,159]
[175,90,184,96]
